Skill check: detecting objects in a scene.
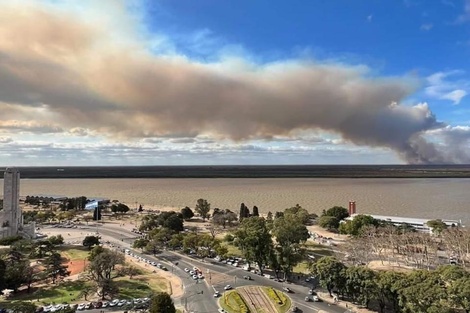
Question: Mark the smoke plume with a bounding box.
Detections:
[0,0,468,164]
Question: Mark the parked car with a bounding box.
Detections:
[214,291,221,298]
[102,301,109,308]
[243,275,252,280]
[305,296,311,302]
[76,303,86,311]
[283,287,292,293]
[118,300,127,307]
[308,289,314,295]
[312,295,319,302]
[109,299,120,307]
[224,285,232,290]
[291,306,299,312]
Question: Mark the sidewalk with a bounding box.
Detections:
[317,291,375,313]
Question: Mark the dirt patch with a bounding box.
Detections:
[64,259,88,276]
[238,286,278,313]
[367,260,413,273]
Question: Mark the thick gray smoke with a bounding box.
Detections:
[0,1,468,164]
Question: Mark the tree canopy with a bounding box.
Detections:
[195,198,211,221]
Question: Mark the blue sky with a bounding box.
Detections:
[0,0,469,165]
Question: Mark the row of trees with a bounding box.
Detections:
[342,224,470,269]
[313,256,470,313]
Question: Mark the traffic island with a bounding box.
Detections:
[219,286,291,313]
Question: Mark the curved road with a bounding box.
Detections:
[45,224,348,313]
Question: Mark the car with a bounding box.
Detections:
[42,305,52,312]
[77,303,86,311]
[192,274,198,280]
[305,296,311,302]
[283,287,292,293]
[35,307,44,313]
[291,306,299,312]
[243,275,252,280]
[126,300,133,305]
[94,301,103,308]
[84,303,92,310]
[184,268,190,272]
[109,299,120,307]
[162,266,168,271]
[143,298,150,302]
[308,289,314,295]
[214,291,221,298]
[197,274,204,279]
[118,300,127,307]
[218,309,227,313]
[102,301,109,308]
[224,285,232,290]
[312,295,319,302]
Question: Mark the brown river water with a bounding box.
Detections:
[1,178,469,224]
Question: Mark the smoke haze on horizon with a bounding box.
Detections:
[0,0,469,165]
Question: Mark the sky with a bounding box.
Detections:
[0,0,470,166]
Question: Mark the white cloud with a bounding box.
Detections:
[420,23,433,31]
[456,0,470,23]
[367,15,373,22]
[425,71,469,104]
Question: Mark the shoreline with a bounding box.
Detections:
[3,165,470,179]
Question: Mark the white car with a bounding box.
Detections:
[109,299,120,307]
[42,305,53,312]
[118,300,127,307]
[189,270,195,275]
[102,301,109,307]
[198,274,204,279]
[184,268,190,272]
[224,285,232,290]
[77,303,86,311]
[218,309,227,313]
[214,291,221,298]
[312,295,319,302]
[192,274,198,280]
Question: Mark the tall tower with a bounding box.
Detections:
[2,168,21,236]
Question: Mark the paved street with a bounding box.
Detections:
[44,223,348,313]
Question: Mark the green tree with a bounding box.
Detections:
[449,276,470,313]
[426,219,448,235]
[82,236,100,250]
[312,256,346,296]
[111,203,130,214]
[10,301,36,313]
[44,252,70,284]
[344,266,376,308]
[318,215,340,230]
[234,217,273,274]
[339,214,378,236]
[3,248,30,292]
[0,259,6,291]
[162,213,184,232]
[48,235,64,245]
[374,270,406,313]
[284,204,310,224]
[323,206,349,220]
[86,249,124,299]
[149,292,176,313]
[195,198,211,221]
[181,206,194,220]
[88,245,106,261]
[272,213,309,279]
[252,206,259,217]
[133,238,150,251]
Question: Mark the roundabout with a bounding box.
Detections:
[219,285,292,313]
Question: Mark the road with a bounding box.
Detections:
[46,223,348,313]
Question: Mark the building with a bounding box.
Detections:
[345,201,464,233]
[0,168,35,239]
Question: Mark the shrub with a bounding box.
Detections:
[0,235,23,245]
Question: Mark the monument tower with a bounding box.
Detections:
[1,168,22,238]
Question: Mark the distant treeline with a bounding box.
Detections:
[3,165,470,178]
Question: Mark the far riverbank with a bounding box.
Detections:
[2,165,470,178]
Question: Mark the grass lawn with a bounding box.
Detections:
[293,261,311,275]
[222,242,243,257]
[115,274,170,299]
[261,287,291,313]
[4,280,89,306]
[58,246,90,260]
[219,290,248,313]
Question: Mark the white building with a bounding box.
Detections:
[347,213,463,233]
[0,168,35,239]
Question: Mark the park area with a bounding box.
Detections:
[220,286,291,313]
[0,245,173,309]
